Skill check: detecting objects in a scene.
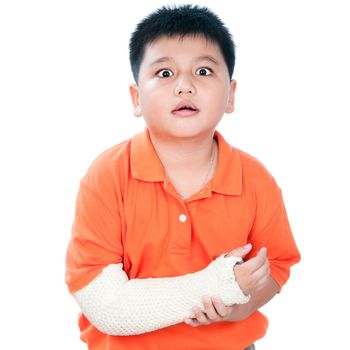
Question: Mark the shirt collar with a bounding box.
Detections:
[212,131,242,196]
[130,128,165,182]
[130,128,242,195]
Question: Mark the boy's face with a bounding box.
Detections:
[130,35,236,141]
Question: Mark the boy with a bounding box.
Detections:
[65,4,300,350]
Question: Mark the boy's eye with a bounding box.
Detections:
[196,67,212,76]
[157,69,173,78]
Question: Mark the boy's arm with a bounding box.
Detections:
[186,180,300,326]
[72,252,249,336]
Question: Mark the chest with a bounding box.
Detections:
[121,181,253,278]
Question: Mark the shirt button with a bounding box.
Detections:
[179,214,187,223]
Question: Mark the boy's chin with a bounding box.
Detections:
[152,128,215,141]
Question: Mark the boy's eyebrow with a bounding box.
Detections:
[149,55,219,67]
[149,57,174,67]
[195,55,219,65]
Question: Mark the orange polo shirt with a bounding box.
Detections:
[65,128,300,350]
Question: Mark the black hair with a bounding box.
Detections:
[129,4,235,83]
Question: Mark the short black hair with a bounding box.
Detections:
[129,4,235,83]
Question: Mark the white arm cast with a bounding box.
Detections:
[73,254,249,336]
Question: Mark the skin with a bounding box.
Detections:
[129,34,280,326]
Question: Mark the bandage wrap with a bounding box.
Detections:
[73,254,249,336]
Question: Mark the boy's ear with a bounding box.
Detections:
[225,79,237,114]
[129,83,142,117]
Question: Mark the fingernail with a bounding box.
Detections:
[244,243,252,249]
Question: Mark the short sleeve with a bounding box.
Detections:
[247,175,301,289]
[65,168,124,293]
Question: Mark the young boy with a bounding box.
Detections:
[65,4,300,350]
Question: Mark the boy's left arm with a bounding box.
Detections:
[186,173,301,327]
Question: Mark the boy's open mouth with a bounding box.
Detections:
[172,101,199,114]
[176,105,197,111]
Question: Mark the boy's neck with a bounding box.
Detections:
[149,131,216,170]
[148,131,218,200]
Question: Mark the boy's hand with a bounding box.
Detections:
[184,244,271,327]
[229,245,270,296]
[225,243,271,295]
[184,296,246,327]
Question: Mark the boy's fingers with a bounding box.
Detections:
[202,296,219,321]
[184,318,200,327]
[238,247,267,273]
[192,306,210,325]
[251,258,270,282]
[212,297,229,318]
[226,243,252,258]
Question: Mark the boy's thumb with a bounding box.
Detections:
[225,243,252,258]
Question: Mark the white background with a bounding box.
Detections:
[1,0,349,349]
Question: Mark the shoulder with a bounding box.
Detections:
[236,148,271,175]
[81,137,132,193]
[234,147,281,195]
[89,139,131,173]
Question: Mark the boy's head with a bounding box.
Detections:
[129,4,235,84]
[128,5,237,141]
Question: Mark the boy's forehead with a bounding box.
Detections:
[142,35,224,65]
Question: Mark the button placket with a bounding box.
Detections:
[168,198,191,254]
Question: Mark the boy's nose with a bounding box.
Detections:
[174,78,196,95]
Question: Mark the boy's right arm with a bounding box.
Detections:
[72,249,249,336]
[67,167,260,336]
